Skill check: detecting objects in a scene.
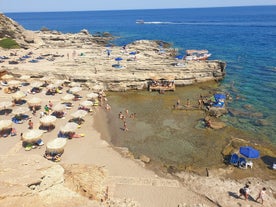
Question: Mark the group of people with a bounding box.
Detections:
[239,182,267,204]
[118,109,136,131]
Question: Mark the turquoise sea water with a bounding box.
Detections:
[5,6,276,168]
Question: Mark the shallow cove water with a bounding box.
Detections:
[103,82,266,171]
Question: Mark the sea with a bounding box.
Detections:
[4,6,276,170]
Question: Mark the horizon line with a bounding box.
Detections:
[2,4,276,14]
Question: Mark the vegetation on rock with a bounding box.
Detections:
[0,38,20,49]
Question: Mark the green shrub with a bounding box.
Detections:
[0,38,20,49]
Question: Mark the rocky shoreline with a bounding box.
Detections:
[1,13,275,207]
[1,13,226,92]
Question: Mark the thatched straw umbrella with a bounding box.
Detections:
[0,101,13,110]
[61,94,75,101]
[8,80,21,86]
[60,122,79,133]
[12,91,27,101]
[71,110,88,119]
[0,120,12,131]
[27,97,42,107]
[12,107,29,115]
[40,115,57,126]
[86,92,98,100]
[52,103,66,112]
[1,74,14,80]
[46,138,67,154]
[69,86,82,94]
[30,81,44,88]
[80,100,93,108]
[22,129,44,143]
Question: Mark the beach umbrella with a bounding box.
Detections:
[46,83,58,89]
[22,129,44,143]
[0,120,12,130]
[8,80,21,86]
[54,79,65,86]
[12,91,27,100]
[129,51,137,55]
[27,97,42,106]
[1,74,14,80]
[19,75,30,80]
[0,101,13,110]
[40,115,57,126]
[69,82,80,87]
[115,57,123,65]
[239,146,260,158]
[80,100,93,108]
[175,55,184,60]
[46,138,67,154]
[69,86,82,94]
[60,122,79,133]
[12,106,29,115]
[86,92,98,99]
[71,110,88,118]
[40,76,53,82]
[30,81,43,88]
[61,94,75,101]
[52,103,66,112]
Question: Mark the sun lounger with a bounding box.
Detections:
[229,153,239,166]
[238,157,247,169]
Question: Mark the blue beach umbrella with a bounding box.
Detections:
[129,51,137,55]
[239,146,260,158]
[175,55,183,60]
[115,57,123,65]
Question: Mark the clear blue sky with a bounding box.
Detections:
[1,0,275,12]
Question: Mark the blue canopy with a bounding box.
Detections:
[214,93,226,102]
[115,57,123,61]
[239,146,260,158]
[175,55,183,60]
[129,51,137,55]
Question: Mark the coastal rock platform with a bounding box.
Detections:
[1,14,226,92]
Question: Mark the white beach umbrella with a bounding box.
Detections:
[12,91,27,100]
[71,110,88,118]
[61,94,75,101]
[86,92,98,99]
[12,106,29,115]
[19,75,30,80]
[30,81,43,88]
[22,129,44,143]
[54,79,65,86]
[69,86,82,94]
[46,83,57,89]
[1,74,14,80]
[40,76,53,82]
[0,101,13,110]
[46,138,67,154]
[52,103,66,112]
[27,97,42,106]
[69,82,80,87]
[60,122,79,133]
[0,120,12,130]
[40,115,57,126]
[8,80,21,86]
[80,100,93,108]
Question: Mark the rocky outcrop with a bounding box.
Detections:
[0,154,121,207]
[1,13,226,92]
[0,14,43,48]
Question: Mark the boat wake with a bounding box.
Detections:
[138,21,276,27]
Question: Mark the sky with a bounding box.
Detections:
[1,0,276,13]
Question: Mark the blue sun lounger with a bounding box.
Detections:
[229,153,239,166]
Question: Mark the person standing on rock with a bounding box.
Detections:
[239,184,250,201]
[255,187,266,204]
